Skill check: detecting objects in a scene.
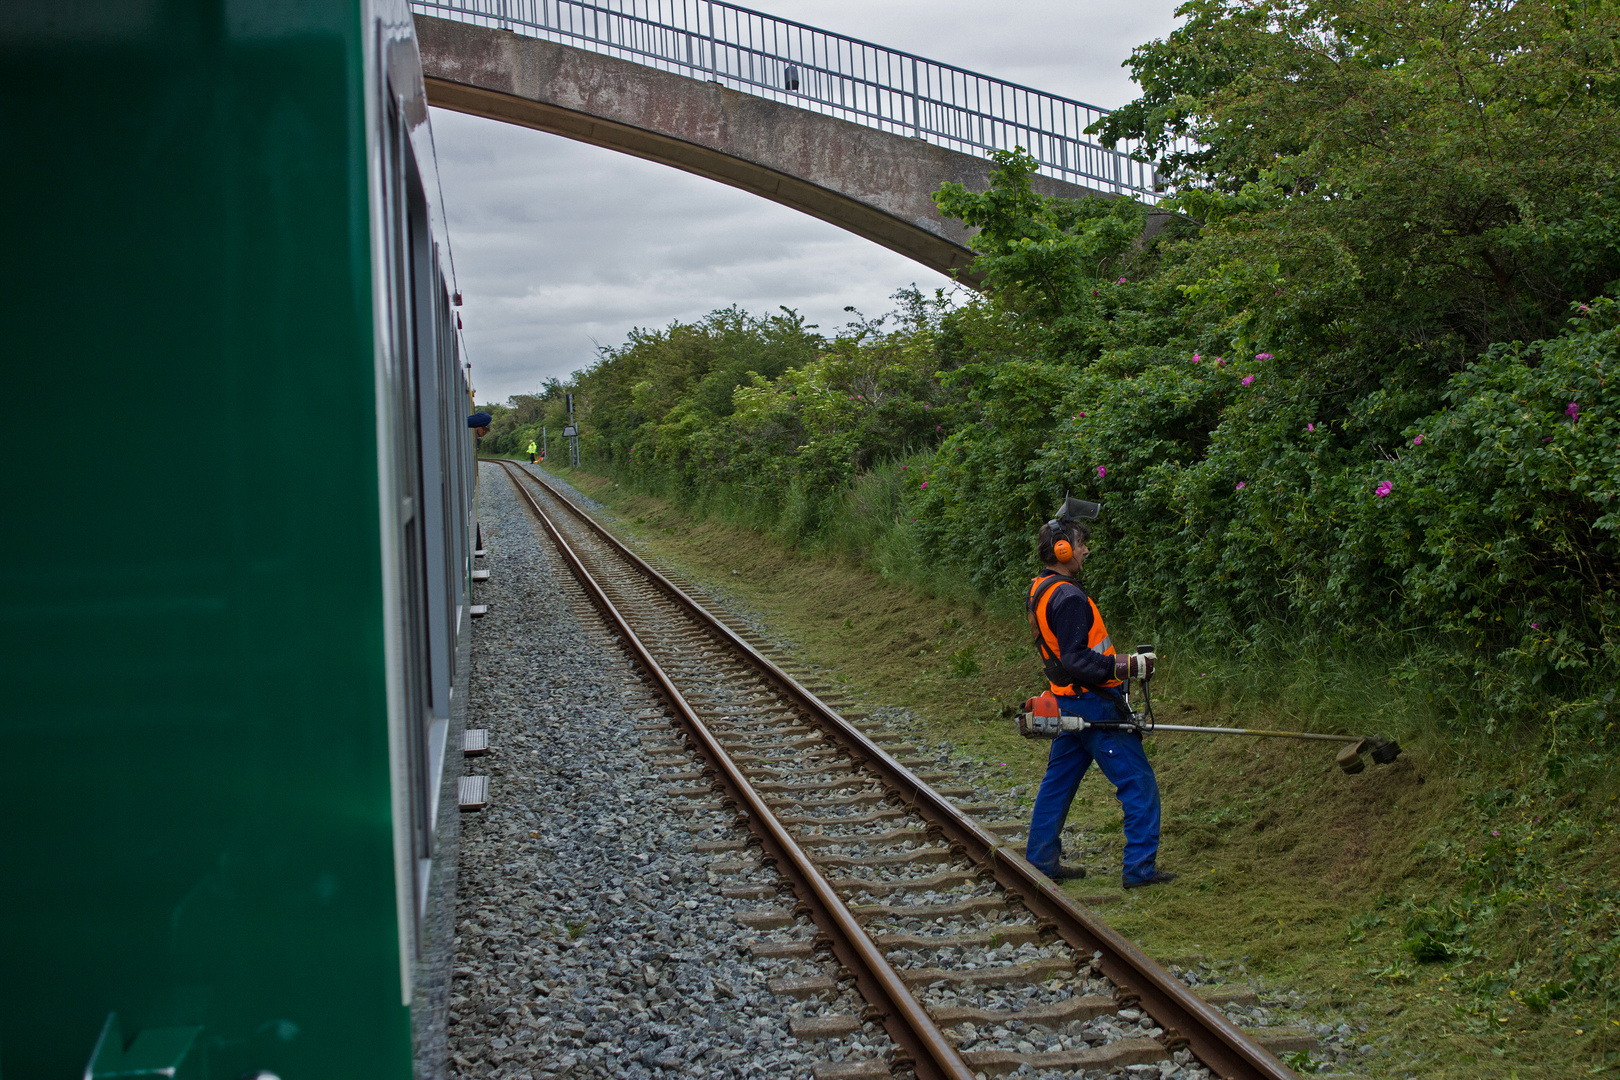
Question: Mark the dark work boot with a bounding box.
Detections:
[1123,870,1179,889]
[1046,864,1087,882]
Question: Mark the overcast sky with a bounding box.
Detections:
[431,0,1184,405]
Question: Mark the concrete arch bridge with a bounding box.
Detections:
[411,0,1166,281]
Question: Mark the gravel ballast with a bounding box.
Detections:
[452,465,893,1079]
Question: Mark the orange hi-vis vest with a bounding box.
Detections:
[1027,572,1120,697]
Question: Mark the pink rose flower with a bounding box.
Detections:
[1567,401,1580,419]
[1255,352,1273,360]
[1375,480,1393,498]
[1235,481,1246,490]
[1306,423,1315,433]
[1097,465,1107,478]
[1241,375,1255,386]
[1192,354,1202,363]
[1412,435,1424,446]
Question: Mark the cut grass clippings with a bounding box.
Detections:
[511,460,1620,1080]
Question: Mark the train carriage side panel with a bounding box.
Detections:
[0,1,468,1075]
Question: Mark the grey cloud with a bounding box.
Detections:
[430,1,1181,403]
[763,1,1175,106]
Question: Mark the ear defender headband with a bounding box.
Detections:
[1047,497,1102,564]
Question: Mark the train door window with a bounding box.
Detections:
[381,85,441,948]
[407,177,453,740]
[429,253,466,669]
[404,145,457,909]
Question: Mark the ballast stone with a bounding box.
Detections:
[448,465,834,1078]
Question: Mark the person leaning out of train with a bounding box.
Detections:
[1025,513,1177,890]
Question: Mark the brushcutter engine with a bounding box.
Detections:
[1017,691,1077,738]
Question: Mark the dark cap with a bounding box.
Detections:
[467,412,493,428]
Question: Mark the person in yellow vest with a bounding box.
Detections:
[526,438,538,464]
[1025,503,1175,888]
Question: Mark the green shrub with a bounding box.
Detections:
[520,0,1620,745]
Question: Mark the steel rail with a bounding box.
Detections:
[500,461,1298,1080]
[495,460,974,1080]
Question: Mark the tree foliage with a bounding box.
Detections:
[1095,0,1620,364]
[568,296,963,535]
[552,0,1620,734]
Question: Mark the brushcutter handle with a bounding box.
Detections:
[1115,648,1156,681]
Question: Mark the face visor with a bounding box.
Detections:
[1052,496,1101,526]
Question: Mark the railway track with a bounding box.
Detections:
[493,459,1298,1080]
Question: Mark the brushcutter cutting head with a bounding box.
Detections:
[1336,735,1402,774]
[1369,737,1402,764]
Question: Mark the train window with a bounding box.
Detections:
[381,85,443,961]
[379,63,475,993]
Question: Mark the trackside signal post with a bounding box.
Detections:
[564,392,580,466]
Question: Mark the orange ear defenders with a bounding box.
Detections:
[1048,519,1073,562]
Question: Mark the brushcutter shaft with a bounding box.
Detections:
[1144,724,1365,743]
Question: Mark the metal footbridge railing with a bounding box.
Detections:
[410,0,1171,200]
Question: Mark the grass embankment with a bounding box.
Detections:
[520,461,1618,1080]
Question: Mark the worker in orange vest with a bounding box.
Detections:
[1025,503,1175,888]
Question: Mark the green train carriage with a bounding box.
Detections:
[2,2,476,1075]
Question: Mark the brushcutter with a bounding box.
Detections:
[1017,645,1402,774]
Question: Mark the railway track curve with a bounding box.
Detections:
[492,458,1298,1080]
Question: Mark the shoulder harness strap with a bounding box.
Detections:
[1028,573,1073,660]
[1030,573,1069,609]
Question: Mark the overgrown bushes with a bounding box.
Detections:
[520,6,1620,1028]
[535,0,1620,741]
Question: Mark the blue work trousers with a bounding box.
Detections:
[1025,725,1161,885]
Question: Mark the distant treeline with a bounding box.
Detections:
[489,0,1620,743]
[480,378,571,459]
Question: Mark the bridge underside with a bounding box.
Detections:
[415,15,1103,283]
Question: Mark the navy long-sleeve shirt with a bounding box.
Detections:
[1032,575,1116,690]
